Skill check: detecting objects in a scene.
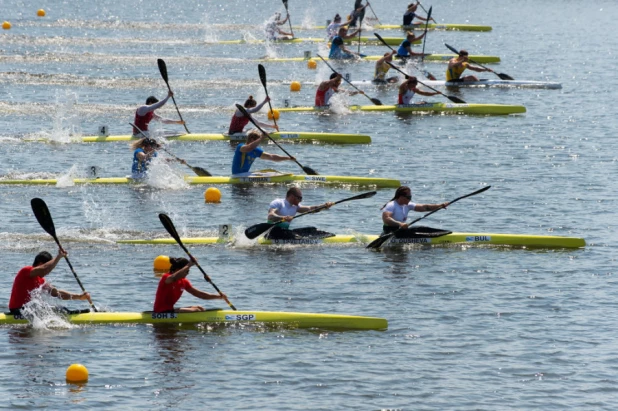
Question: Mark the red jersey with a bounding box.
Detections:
[228,113,250,134]
[133,110,154,134]
[9,266,46,309]
[153,273,192,312]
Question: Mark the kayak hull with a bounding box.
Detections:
[277,103,526,115]
[0,174,401,188]
[259,54,501,63]
[117,232,586,249]
[327,79,561,90]
[302,23,492,32]
[0,310,387,330]
[81,131,371,145]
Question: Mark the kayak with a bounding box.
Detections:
[117,232,585,249]
[81,131,371,145]
[298,23,492,32]
[0,171,401,188]
[320,79,562,90]
[206,36,418,46]
[0,310,387,330]
[257,54,501,64]
[276,103,526,116]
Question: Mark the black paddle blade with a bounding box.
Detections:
[282,0,288,9]
[258,64,267,88]
[191,167,212,177]
[157,59,169,83]
[448,95,467,104]
[31,198,58,239]
[302,166,319,176]
[366,233,394,249]
[444,43,459,55]
[498,73,515,81]
[245,222,275,240]
[159,213,182,245]
[370,97,383,106]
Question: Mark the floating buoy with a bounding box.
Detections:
[204,187,221,203]
[307,60,317,69]
[2,21,12,30]
[267,109,280,120]
[290,81,301,92]
[66,364,89,384]
[153,255,171,272]
[37,9,46,17]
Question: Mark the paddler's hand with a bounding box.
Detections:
[77,292,91,301]
[57,249,68,259]
[282,215,294,222]
[323,202,335,209]
[177,120,185,125]
[441,202,449,209]
[218,293,228,301]
[167,90,174,98]
[287,156,296,161]
[399,223,409,230]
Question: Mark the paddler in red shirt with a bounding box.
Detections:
[8,249,92,315]
[315,73,364,106]
[132,90,185,137]
[153,257,227,313]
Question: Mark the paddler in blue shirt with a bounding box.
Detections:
[329,27,363,59]
[231,129,295,176]
[266,187,335,240]
[396,31,428,58]
[403,2,435,26]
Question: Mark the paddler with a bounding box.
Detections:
[315,73,364,106]
[380,186,449,235]
[229,95,278,135]
[8,249,92,315]
[231,129,295,176]
[153,257,227,313]
[266,187,335,240]
[132,91,185,137]
[403,2,435,26]
[326,14,352,41]
[446,50,491,82]
[265,12,293,41]
[329,26,363,59]
[398,76,439,104]
[396,31,428,58]
[348,0,369,28]
[374,51,399,84]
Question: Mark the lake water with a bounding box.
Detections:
[0,0,617,409]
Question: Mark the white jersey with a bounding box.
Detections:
[382,200,417,223]
[326,22,344,40]
[269,198,299,219]
[400,89,416,105]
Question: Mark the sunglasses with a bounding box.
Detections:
[295,194,303,201]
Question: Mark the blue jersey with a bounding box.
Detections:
[232,144,264,174]
[132,148,157,179]
[397,39,412,57]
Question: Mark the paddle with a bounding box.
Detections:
[367,1,382,25]
[159,213,237,311]
[386,62,467,104]
[357,6,365,54]
[444,43,514,81]
[420,6,432,63]
[373,33,437,81]
[130,123,211,176]
[245,191,377,239]
[157,58,191,133]
[366,186,491,250]
[30,198,97,312]
[316,54,383,105]
[235,104,319,175]
[257,64,280,133]
[281,0,294,38]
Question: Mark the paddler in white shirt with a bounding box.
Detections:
[381,186,449,235]
[265,12,293,41]
[266,187,335,240]
[398,76,439,105]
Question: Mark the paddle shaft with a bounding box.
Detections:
[367,186,491,249]
[316,54,382,105]
[420,6,432,63]
[282,190,376,222]
[235,104,318,175]
[30,199,97,312]
[282,0,294,37]
[130,123,211,176]
[159,214,237,310]
[367,2,382,25]
[385,62,466,104]
[257,64,280,131]
[157,59,191,134]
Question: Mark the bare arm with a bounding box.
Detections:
[30,250,65,278]
[185,284,226,300]
[413,202,449,212]
[49,287,91,301]
[260,152,294,162]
